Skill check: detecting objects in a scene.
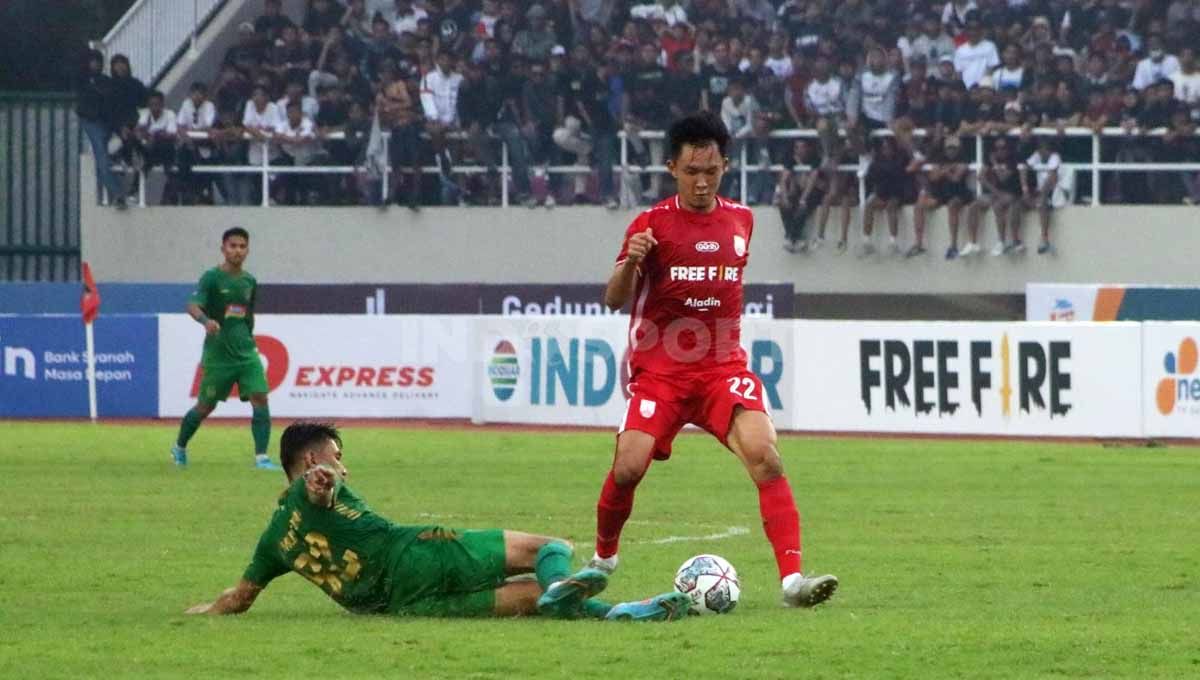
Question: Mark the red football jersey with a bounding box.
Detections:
[615,195,754,378]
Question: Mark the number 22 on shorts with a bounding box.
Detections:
[727,377,757,400]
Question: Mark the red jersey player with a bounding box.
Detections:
[590,113,838,608]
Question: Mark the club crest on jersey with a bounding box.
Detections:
[695,240,720,253]
[733,235,746,257]
[639,399,657,419]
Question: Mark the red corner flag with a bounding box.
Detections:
[81,262,101,324]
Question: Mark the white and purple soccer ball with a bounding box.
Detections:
[673,554,740,615]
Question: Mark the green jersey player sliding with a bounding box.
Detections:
[186,422,690,621]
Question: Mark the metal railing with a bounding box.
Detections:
[104,126,1200,209]
[93,0,228,85]
[1,93,81,281]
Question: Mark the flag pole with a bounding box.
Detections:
[85,321,98,421]
[81,261,102,422]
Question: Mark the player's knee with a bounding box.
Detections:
[746,443,784,481]
[536,540,573,563]
[195,402,215,418]
[611,460,645,487]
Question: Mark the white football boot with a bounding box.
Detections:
[781,572,839,608]
[587,552,619,575]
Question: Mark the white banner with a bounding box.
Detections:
[157,315,473,418]
[792,321,1143,437]
[476,316,796,430]
[1025,284,1103,321]
[1142,323,1200,438]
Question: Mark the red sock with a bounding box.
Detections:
[757,475,802,580]
[595,470,638,558]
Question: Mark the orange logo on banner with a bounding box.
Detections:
[1156,338,1198,415]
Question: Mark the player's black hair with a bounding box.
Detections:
[667,112,730,161]
[148,89,165,101]
[222,226,249,243]
[280,421,343,477]
[190,81,208,94]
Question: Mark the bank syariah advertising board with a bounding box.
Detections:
[0,315,159,417]
[791,321,1144,437]
[157,315,473,418]
[476,316,795,430]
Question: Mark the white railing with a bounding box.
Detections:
[94,0,227,84]
[107,126,1200,209]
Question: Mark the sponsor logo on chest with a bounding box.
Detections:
[669,265,741,282]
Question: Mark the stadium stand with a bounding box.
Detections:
[78,0,1200,214]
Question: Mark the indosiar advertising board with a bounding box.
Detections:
[476,316,795,430]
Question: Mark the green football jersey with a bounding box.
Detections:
[242,476,432,614]
[188,267,258,365]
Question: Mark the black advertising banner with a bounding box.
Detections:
[256,284,794,318]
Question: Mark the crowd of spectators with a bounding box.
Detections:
[77,0,1200,219]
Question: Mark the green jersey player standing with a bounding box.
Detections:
[186,422,691,622]
[171,227,277,470]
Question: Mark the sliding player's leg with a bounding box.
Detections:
[498,531,607,618]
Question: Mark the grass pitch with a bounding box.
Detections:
[2,422,1198,679]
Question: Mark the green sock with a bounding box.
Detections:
[176,408,204,448]
[534,541,573,591]
[583,599,614,620]
[251,405,271,455]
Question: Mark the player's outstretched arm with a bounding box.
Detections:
[604,229,656,311]
[185,579,264,615]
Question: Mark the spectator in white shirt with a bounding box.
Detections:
[176,82,219,204]
[274,101,321,204]
[1017,138,1063,255]
[1169,47,1200,105]
[420,51,465,199]
[389,0,428,36]
[1132,35,1181,91]
[630,1,687,27]
[243,85,283,168]
[805,56,846,166]
[420,51,464,127]
[941,0,978,34]
[953,17,1000,89]
[763,33,793,79]
[134,89,179,203]
[277,80,319,121]
[177,82,216,131]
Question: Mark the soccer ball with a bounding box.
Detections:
[673,554,740,615]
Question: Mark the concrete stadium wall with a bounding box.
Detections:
[81,162,1195,294]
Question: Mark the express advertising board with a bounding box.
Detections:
[791,321,1143,437]
[0,315,159,417]
[157,315,473,418]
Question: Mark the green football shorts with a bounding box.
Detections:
[198,359,269,403]
[388,528,508,618]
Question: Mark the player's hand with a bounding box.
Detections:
[204,320,220,336]
[625,229,657,264]
[305,465,337,497]
[185,602,214,615]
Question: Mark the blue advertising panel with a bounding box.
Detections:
[0,315,159,417]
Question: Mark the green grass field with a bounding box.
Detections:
[3,422,1199,679]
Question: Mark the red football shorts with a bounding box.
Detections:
[619,365,769,461]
